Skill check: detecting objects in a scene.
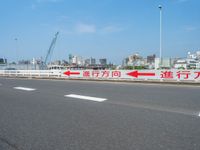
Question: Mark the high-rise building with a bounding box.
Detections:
[69,54,73,64]
[99,58,107,65]
[90,57,96,65]
[85,59,90,66]
[122,57,129,66]
[147,54,156,64]
[84,57,96,66]
[0,58,7,64]
[71,55,84,66]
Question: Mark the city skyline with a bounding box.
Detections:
[0,0,200,65]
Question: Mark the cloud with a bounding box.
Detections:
[184,26,198,32]
[56,15,70,22]
[36,0,63,3]
[31,4,36,10]
[58,15,69,20]
[31,0,63,10]
[101,26,123,33]
[44,22,124,35]
[176,0,189,3]
[75,23,96,33]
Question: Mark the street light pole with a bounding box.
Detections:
[159,5,162,68]
[14,38,18,64]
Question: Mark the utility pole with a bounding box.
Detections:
[14,38,18,64]
[159,5,162,69]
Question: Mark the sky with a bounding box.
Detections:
[0,0,200,65]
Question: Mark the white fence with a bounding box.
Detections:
[0,69,200,83]
[0,70,62,78]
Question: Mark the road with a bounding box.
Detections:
[0,77,200,150]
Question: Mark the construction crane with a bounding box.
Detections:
[44,32,59,65]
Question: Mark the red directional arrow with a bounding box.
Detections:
[64,71,80,76]
[127,71,155,78]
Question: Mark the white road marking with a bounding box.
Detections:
[198,112,200,117]
[13,87,36,91]
[0,83,2,86]
[65,94,107,102]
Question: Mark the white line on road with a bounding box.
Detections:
[65,94,107,102]
[198,112,200,117]
[13,87,36,91]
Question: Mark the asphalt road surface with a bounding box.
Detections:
[0,77,200,150]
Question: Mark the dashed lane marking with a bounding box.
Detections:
[65,94,107,102]
[13,87,36,91]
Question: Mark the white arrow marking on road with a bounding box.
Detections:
[14,87,36,91]
[65,94,107,102]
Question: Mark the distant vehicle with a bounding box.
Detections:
[4,68,16,70]
[4,68,18,74]
[48,65,65,70]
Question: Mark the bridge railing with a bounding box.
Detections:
[0,70,62,78]
[0,69,200,83]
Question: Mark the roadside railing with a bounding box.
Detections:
[0,70,62,78]
[0,69,200,83]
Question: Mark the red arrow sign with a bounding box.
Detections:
[64,71,80,76]
[127,71,155,78]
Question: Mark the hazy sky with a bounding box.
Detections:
[0,0,200,64]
